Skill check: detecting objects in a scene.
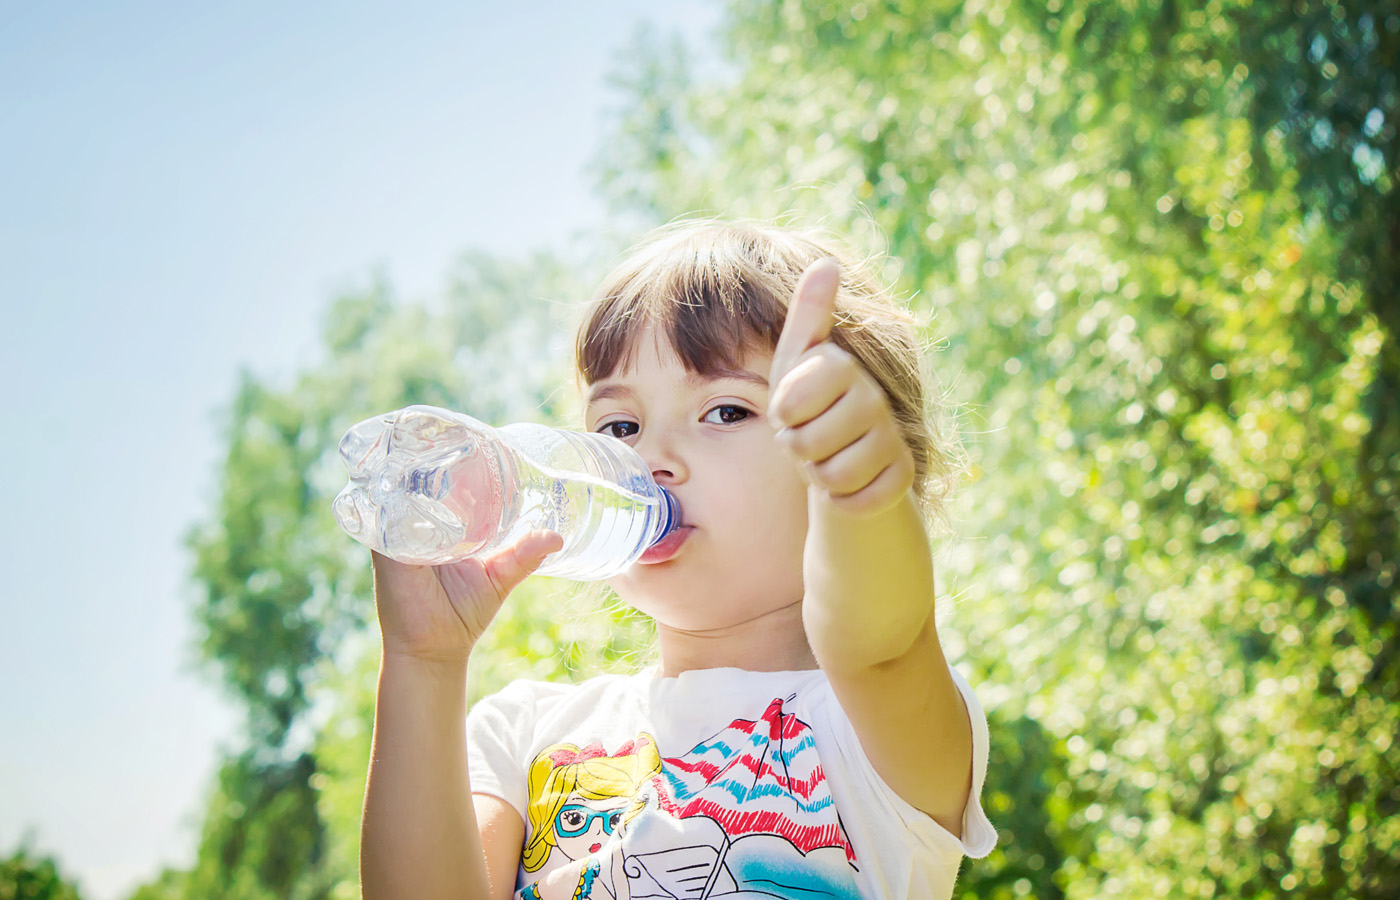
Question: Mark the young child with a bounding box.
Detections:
[359,221,996,900]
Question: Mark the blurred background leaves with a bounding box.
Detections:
[9,1,1393,898]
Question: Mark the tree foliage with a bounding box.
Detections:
[143,250,655,899]
[128,2,1399,898]
[0,847,84,900]
[597,1,1398,897]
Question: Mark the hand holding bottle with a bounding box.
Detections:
[370,530,563,663]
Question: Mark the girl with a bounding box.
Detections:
[360,221,996,900]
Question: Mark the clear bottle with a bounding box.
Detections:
[332,405,679,579]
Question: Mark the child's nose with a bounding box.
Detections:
[636,432,688,484]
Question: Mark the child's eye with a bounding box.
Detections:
[596,420,640,440]
[702,404,752,425]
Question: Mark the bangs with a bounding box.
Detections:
[576,226,798,384]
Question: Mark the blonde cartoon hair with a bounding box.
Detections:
[522,734,664,873]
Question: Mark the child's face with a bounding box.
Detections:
[584,327,809,632]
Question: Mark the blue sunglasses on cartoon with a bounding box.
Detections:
[554,804,625,838]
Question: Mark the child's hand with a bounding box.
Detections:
[370,530,563,663]
[768,259,915,517]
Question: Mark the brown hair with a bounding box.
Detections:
[574,219,953,519]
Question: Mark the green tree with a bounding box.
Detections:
[137,248,652,899]
[597,1,1398,897]
[134,2,1400,896]
[0,847,83,900]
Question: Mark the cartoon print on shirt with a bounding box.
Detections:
[517,696,861,900]
[523,734,664,872]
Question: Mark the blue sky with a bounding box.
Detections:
[0,2,719,897]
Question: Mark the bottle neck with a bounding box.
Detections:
[653,486,681,545]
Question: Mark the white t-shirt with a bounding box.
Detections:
[467,666,996,900]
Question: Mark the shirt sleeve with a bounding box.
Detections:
[465,681,534,821]
[818,663,998,861]
[946,665,998,858]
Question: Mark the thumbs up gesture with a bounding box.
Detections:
[768,259,915,517]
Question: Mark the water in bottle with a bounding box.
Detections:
[332,405,679,580]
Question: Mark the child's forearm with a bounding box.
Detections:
[801,489,937,670]
[801,490,974,828]
[360,652,489,900]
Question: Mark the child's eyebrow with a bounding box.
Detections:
[585,383,635,406]
[690,367,770,390]
[586,367,769,407]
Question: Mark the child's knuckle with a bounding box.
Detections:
[812,457,843,488]
[857,376,888,409]
[826,463,866,495]
[834,490,876,516]
[812,344,852,375]
[769,392,797,424]
[785,428,811,457]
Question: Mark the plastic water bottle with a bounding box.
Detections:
[332,405,679,579]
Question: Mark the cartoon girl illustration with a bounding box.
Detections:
[522,734,663,874]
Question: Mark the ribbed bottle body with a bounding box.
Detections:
[332,406,675,579]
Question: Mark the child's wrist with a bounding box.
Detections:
[379,643,473,679]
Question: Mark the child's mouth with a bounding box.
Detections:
[639,525,692,564]
[589,842,602,854]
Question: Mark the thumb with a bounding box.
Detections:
[769,258,841,387]
[480,530,565,599]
